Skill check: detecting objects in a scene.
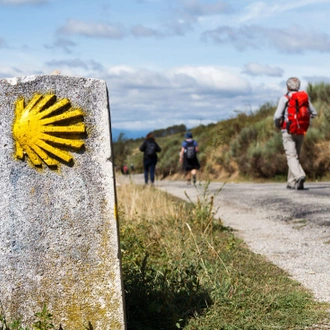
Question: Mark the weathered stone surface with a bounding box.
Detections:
[0,75,125,329]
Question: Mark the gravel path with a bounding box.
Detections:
[158,180,330,304]
[215,198,330,304]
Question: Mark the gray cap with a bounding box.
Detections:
[286,77,300,91]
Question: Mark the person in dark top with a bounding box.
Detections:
[139,132,161,185]
[179,131,200,184]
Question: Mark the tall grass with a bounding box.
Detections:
[117,183,329,330]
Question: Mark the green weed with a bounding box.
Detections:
[0,304,93,330]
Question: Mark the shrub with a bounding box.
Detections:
[245,135,287,178]
[156,138,182,178]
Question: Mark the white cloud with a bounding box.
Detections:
[163,19,193,36]
[107,66,170,89]
[45,58,105,73]
[99,65,259,131]
[202,25,330,53]
[242,63,284,77]
[108,65,136,75]
[57,19,126,39]
[160,0,233,36]
[105,65,250,95]
[182,0,232,17]
[270,26,330,53]
[303,75,330,84]
[168,66,250,93]
[131,24,164,38]
[44,38,77,54]
[0,65,24,78]
[46,58,89,70]
[239,0,330,23]
[1,58,282,131]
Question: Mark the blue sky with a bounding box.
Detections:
[1,0,330,137]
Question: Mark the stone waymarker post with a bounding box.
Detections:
[0,75,126,329]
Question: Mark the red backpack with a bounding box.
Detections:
[282,91,311,135]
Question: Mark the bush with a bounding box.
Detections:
[245,135,287,178]
[156,138,182,178]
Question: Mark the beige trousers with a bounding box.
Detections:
[282,132,305,186]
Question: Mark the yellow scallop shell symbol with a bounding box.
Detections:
[13,94,86,168]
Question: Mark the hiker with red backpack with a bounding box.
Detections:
[179,132,200,185]
[274,77,317,190]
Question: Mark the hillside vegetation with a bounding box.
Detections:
[113,82,330,182]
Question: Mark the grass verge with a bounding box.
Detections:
[117,183,329,330]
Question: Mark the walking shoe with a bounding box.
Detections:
[286,185,295,189]
[296,176,306,190]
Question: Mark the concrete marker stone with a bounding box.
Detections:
[0,75,126,329]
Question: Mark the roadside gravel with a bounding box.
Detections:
[156,180,330,304]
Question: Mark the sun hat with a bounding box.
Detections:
[185,132,192,138]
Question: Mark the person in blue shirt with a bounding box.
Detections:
[179,132,200,184]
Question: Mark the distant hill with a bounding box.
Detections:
[111,128,148,141]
